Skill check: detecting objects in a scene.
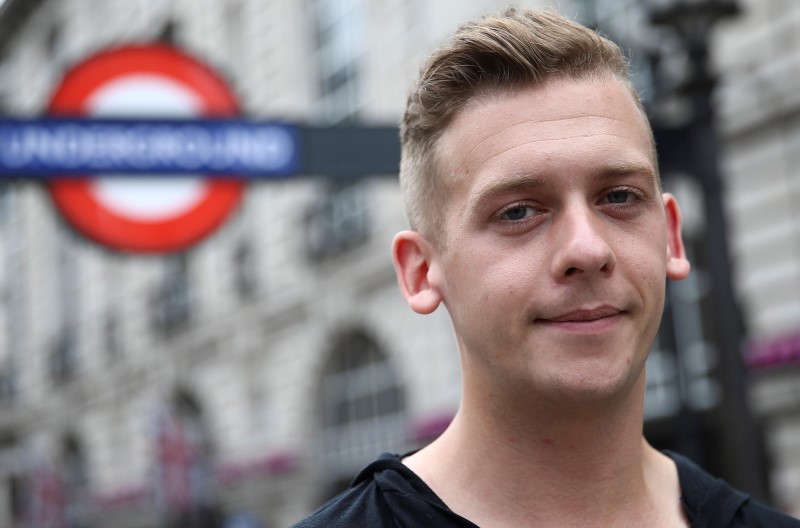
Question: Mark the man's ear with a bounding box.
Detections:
[392,230,443,314]
[663,193,691,281]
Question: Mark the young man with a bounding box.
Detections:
[293,7,799,528]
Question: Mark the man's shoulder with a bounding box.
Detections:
[290,478,390,528]
[667,451,800,527]
[290,454,402,528]
[738,500,800,528]
[290,452,477,528]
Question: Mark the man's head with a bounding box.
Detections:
[400,7,652,247]
[393,7,690,404]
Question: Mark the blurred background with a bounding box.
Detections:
[0,0,798,526]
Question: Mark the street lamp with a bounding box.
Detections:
[651,1,740,110]
[651,0,739,41]
[648,0,770,501]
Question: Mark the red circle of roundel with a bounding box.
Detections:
[47,44,245,253]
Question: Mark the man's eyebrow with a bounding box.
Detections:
[600,159,657,181]
[469,171,552,206]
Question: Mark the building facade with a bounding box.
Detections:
[0,0,797,526]
[714,0,800,514]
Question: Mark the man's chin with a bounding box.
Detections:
[536,366,643,405]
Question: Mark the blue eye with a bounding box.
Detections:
[501,205,534,221]
[606,190,631,204]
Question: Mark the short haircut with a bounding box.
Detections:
[399,7,649,247]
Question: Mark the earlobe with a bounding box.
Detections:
[392,230,443,314]
[662,193,691,281]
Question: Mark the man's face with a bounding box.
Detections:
[426,76,689,402]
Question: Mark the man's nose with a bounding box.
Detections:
[550,204,616,280]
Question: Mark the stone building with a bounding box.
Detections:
[713,0,800,515]
[0,0,796,527]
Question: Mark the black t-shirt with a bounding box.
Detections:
[291,451,800,527]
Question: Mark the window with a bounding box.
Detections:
[0,183,9,219]
[154,390,220,527]
[49,327,76,385]
[0,438,23,526]
[319,331,406,491]
[150,255,193,335]
[233,238,258,300]
[8,474,23,526]
[104,310,121,360]
[309,0,364,122]
[45,23,64,64]
[304,182,369,259]
[52,227,81,383]
[0,364,14,405]
[62,435,92,528]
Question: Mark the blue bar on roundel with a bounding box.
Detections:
[0,118,300,178]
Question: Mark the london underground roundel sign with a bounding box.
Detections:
[47,44,245,253]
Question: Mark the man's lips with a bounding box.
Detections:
[539,306,623,323]
[534,306,625,334]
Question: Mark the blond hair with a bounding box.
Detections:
[400,7,647,246]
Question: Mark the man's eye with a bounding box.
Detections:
[501,205,535,221]
[605,190,632,204]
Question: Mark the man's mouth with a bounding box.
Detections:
[536,306,624,333]
[541,306,623,322]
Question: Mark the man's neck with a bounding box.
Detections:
[403,375,685,528]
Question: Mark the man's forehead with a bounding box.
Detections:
[435,77,656,189]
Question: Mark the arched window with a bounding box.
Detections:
[62,434,91,528]
[153,389,221,528]
[318,331,406,495]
